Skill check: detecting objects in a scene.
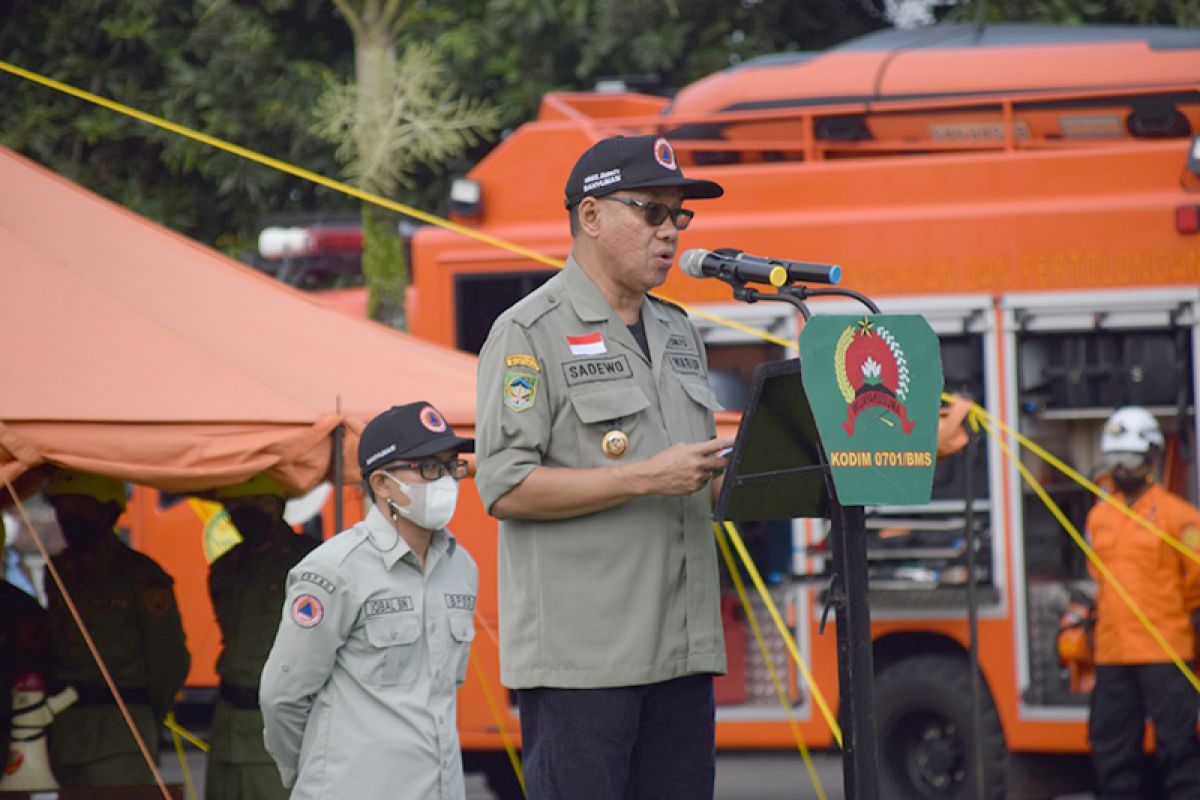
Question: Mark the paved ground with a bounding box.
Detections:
[161,749,1099,799]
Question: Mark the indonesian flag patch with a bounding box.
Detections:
[567,332,606,356]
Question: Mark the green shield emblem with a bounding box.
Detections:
[799,315,942,506]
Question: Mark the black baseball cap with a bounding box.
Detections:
[358,402,474,478]
[564,135,724,209]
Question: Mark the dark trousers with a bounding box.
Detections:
[1088,663,1200,800]
[517,674,716,800]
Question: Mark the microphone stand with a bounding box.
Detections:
[720,275,882,800]
[728,280,881,320]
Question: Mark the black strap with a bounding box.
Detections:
[219,681,260,710]
[72,684,152,707]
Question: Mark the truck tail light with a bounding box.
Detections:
[308,226,364,254]
[1177,205,1200,235]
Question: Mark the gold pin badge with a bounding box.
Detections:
[601,429,629,459]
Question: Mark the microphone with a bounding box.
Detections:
[680,248,841,287]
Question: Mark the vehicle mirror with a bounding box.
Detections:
[1189,136,1200,177]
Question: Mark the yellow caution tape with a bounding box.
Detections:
[975,412,1200,693]
[166,711,200,800]
[469,651,526,797]
[164,711,210,753]
[0,59,789,348]
[722,520,843,747]
[951,394,1200,571]
[715,523,828,800]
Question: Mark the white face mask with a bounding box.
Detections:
[385,473,459,531]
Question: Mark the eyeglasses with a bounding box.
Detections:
[390,459,469,481]
[599,196,694,230]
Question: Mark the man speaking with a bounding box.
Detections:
[475,135,734,800]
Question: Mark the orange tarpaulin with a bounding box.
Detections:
[0,147,478,493]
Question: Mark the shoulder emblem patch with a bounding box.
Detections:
[504,371,539,412]
[506,354,541,372]
[291,594,324,628]
[142,587,171,617]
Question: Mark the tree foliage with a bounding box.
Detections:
[406,0,889,133]
[2,0,1194,258]
[0,0,355,251]
[314,1,501,326]
[313,44,498,196]
[940,0,1200,26]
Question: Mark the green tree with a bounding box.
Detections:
[406,0,887,133]
[941,0,1200,26]
[0,0,355,252]
[315,1,497,327]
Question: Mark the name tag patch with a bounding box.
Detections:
[445,593,476,611]
[666,334,695,353]
[364,596,414,617]
[668,353,704,376]
[299,572,336,594]
[563,354,632,386]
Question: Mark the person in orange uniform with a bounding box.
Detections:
[1086,406,1200,800]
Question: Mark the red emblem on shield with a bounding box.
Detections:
[836,318,915,435]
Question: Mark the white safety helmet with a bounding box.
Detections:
[1100,406,1164,455]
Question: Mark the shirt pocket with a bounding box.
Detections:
[680,378,722,440]
[567,384,653,466]
[448,613,476,685]
[364,615,423,688]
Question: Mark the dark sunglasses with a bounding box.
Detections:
[599,196,694,230]
[390,458,469,481]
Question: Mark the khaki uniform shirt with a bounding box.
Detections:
[208,525,315,766]
[475,256,726,689]
[260,506,478,800]
[46,535,189,768]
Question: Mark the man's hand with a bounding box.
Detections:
[626,436,735,497]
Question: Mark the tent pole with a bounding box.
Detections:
[333,423,345,532]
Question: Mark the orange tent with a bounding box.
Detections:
[0,147,478,494]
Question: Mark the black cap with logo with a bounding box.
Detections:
[564,134,724,209]
[357,402,474,478]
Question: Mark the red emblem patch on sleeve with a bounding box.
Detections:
[291,594,324,628]
[143,587,171,617]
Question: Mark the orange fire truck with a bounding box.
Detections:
[400,22,1200,800]
[78,21,1200,800]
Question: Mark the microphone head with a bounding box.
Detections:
[679,248,710,278]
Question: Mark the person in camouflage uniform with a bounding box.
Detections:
[44,469,189,787]
[206,474,315,800]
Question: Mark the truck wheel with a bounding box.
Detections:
[875,654,1007,800]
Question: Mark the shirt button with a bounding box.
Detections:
[429,622,437,633]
